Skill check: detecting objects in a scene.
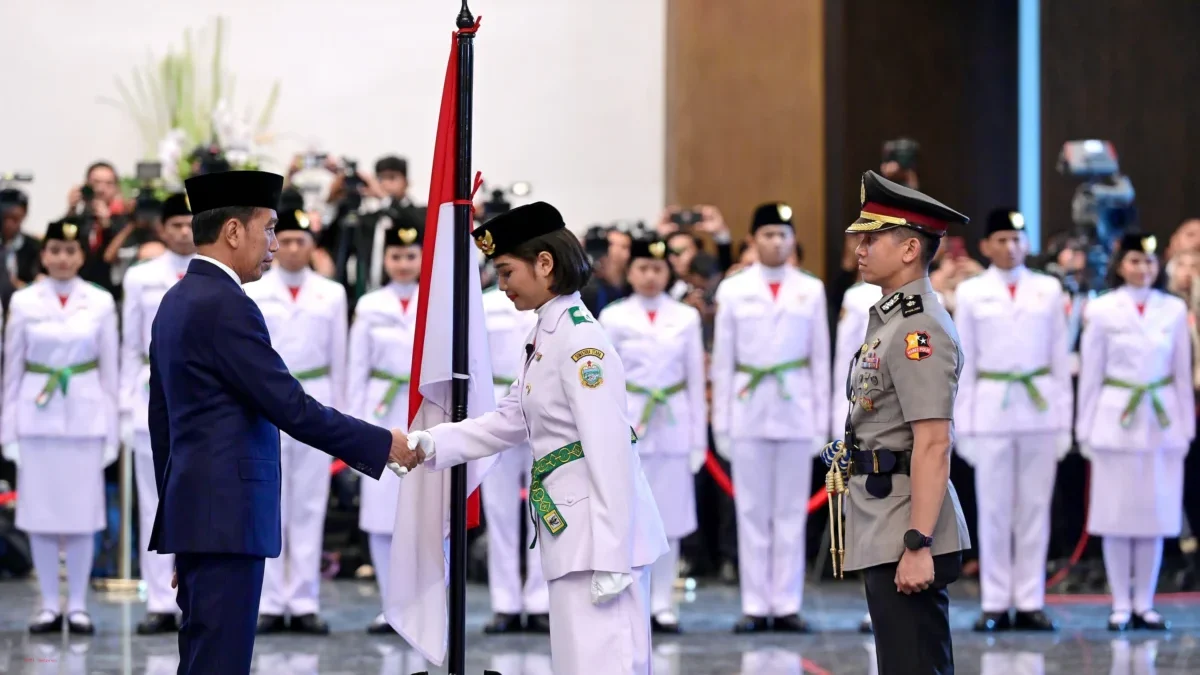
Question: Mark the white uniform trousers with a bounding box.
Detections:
[134,434,177,614]
[981,651,1046,675]
[481,445,549,615]
[741,648,802,675]
[972,434,1059,613]
[260,435,332,616]
[731,439,813,617]
[1109,640,1160,675]
[547,566,652,675]
[489,653,554,675]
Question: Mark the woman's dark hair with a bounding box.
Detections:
[508,228,592,294]
[1104,248,1167,291]
[191,206,258,246]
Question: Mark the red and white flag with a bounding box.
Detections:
[384,20,497,667]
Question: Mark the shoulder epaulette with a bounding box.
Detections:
[799,268,819,279]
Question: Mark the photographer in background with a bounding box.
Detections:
[0,188,42,309]
[65,161,127,296]
[880,138,921,190]
[579,225,632,315]
[103,193,163,284]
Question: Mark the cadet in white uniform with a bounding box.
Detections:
[599,234,706,633]
[1076,232,1194,632]
[480,283,550,634]
[349,222,423,633]
[246,200,348,635]
[406,202,668,675]
[711,203,830,633]
[119,193,195,635]
[954,209,1072,633]
[2,218,119,635]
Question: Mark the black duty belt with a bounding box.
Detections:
[849,448,910,498]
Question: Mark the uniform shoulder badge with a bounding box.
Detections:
[571,347,604,362]
[901,294,924,317]
[578,358,604,388]
[904,331,933,361]
[879,292,904,314]
[568,306,593,325]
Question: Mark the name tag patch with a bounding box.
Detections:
[571,348,605,362]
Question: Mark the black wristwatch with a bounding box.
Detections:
[904,529,933,551]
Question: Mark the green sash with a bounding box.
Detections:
[736,358,809,400]
[626,380,687,431]
[1103,376,1174,429]
[292,365,331,380]
[977,366,1052,411]
[493,375,516,387]
[370,369,411,419]
[27,360,100,408]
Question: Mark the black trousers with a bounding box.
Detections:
[175,552,265,675]
[863,552,961,675]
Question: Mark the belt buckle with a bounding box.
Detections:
[872,449,880,474]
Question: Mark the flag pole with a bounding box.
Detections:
[449,1,475,674]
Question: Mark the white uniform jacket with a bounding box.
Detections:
[953,267,1073,435]
[712,264,830,444]
[427,292,669,581]
[119,253,192,438]
[598,295,706,458]
[347,285,418,430]
[245,269,348,410]
[2,279,119,446]
[482,287,538,402]
[1076,287,1195,452]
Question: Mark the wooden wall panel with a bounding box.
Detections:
[666,0,825,276]
[1041,0,1200,246]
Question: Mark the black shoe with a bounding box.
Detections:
[771,614,812,633]
[136,613,178,635]
[651,615,681,634]
[1132,611,1170,631]
[858,615,873,634]
[524,613,551,634]
[1012,610,1058,632]
[255,614,287,635]
[973,611,1012,632]
[29,611,62,634]
[718,561,739,585]
[482,613,522,634]
[367,613,396,635]
[1107,612,1131,632]
[66,612,94,635]
[732,615,770,633]
[288,614,330,635]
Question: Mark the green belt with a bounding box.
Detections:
[977,366,1052,411]
[493,375,516,386]
[370,369,411,419]
[26,360,100,408]
[626,380,687,432]
[736,358,809,400]
[527,426,637,550]
[292,365,331,380]
[1103,376,1174,429]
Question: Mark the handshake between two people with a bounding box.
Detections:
[386,429,437,478]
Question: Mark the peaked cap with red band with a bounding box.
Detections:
[848,170,968,237]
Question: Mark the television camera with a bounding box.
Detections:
[1057,139,1137,292]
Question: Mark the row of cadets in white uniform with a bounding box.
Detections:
[711,203,830,633]
[1076,232,1193,632]
[244,199,347,635]
[3,218,120,635]
[598,234,707,633]
[346,221,425,634]
[119,194,197,635]
[953,209,1072,633]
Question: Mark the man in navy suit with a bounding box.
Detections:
[147,171,423,675]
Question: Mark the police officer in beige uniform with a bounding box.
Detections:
[246,201,348,635]
[712,203,830,633]
[119,193,195,635]
[824,171,970,674]
[954,209,1072,633]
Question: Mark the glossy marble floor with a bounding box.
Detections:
[1,578,1198,674]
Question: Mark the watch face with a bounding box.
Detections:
[904,529,924,550]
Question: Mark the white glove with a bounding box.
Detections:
[120,414,134,449]
[1054,431,1074,460]
[811,438,828,458]
[2,443,18,467]
[954,437,976,467]
[389,430,437,478]
[714,434,732,461]
[590,570,633,605]
[103,444,119,467]
[690,447,707,474]
[1078,442,1094,460]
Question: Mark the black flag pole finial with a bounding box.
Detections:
[457,0,474,29]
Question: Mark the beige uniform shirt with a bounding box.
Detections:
[842,276,971,571]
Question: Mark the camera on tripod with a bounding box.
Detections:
[1057,139,1137,292]
[481,181,532,223]
[130,161,166,222]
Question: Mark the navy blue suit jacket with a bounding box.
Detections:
[148,259,391,557]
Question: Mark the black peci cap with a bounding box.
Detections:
[183,171,284,215]
[160,193,191,221]
[472,201,566,259]
[751,202,794,233]
[985,208,1026,236]
[848,170,968,238]
[629,234,669,262]
[44,218,83,244]
[1116,232,1158,257]
[384,222,423,249]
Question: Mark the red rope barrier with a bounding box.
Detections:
[0,491,15,506]
[1046,464,1091,590]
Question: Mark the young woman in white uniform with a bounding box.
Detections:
[2,218,119,634]
[1077,232,1194,631]
[349,222,423,633]
[405,202,668,675]
[598,234,706,633]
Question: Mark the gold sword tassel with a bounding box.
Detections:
[825,442,850,579]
